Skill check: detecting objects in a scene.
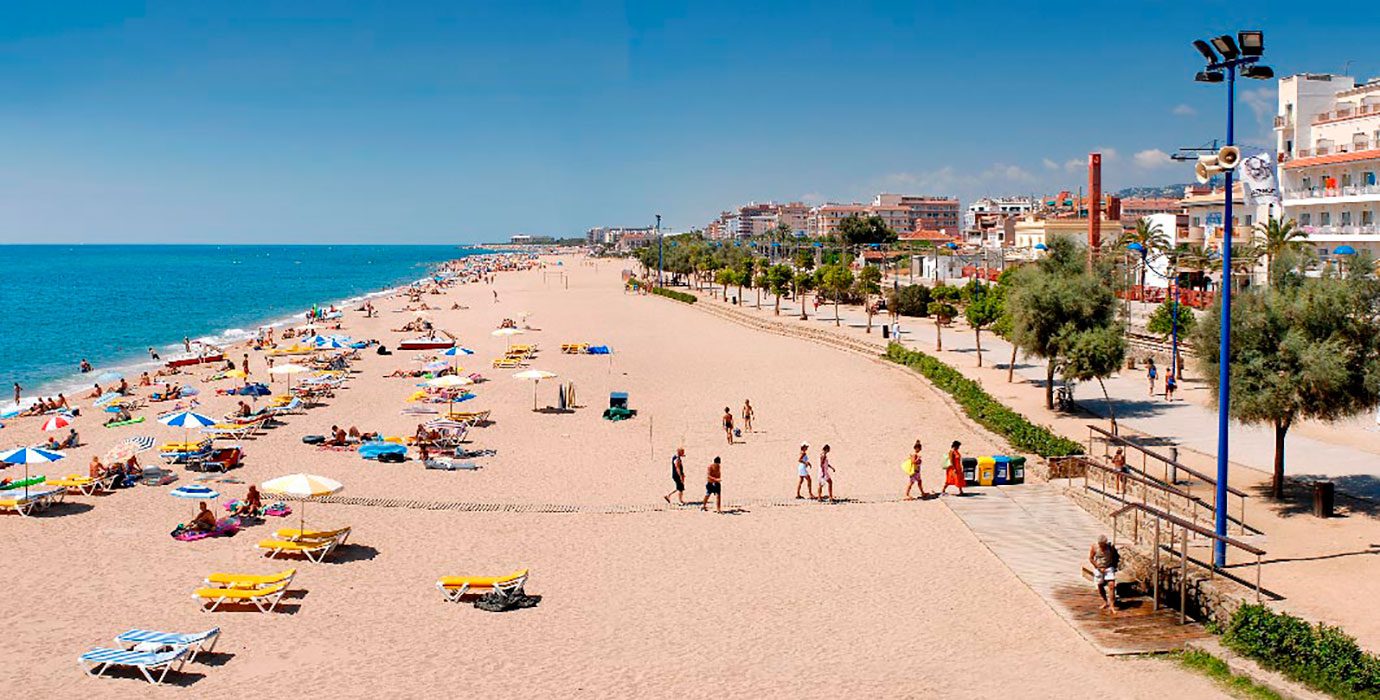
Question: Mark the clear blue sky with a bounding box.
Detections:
[1,2,1372,243]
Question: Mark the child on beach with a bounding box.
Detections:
[905,440,929,500]
[1164,373,1177,401]
[702,457,723,513]
[942,440,966,496]
[722,407,735,445]
[664,447,686,505]
[795,442,814,499]
[817,444,835,502]
[1146,359,1158,396]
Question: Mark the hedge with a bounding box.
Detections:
[652,287,697,304]
[885,343,1084,458]
[1224,604,1380,699]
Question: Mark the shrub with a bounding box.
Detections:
[886,284,931,317]
[1223,604,1380,698]
[652,287,697,304]
[884,343,1084,457]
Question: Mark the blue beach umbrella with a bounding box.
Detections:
[945,242,958,250]
[442,346,475,357]
[0,446,66,498]
[1334,245,1357,255]
[159,410,217,452]
[1126,242,1145,252]
[170,484,219,500]
[1034,243,1048,251]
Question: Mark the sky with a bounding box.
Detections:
[1,1,1376,243]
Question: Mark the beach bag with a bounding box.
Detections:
[473,587,541,613]
[377,451,406,463]
[902,458,916,476]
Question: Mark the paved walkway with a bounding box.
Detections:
[701,289,1380,498]
[945,483,1207,655]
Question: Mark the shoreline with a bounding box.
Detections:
[14,246,496,402]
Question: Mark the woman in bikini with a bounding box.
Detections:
[795,442,814,499]
[905,440,929,500]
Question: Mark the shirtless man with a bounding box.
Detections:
[722,407,735,445]
[701,456,723,513]
[741,399,755,433]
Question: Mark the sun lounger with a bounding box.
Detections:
[80,646,190,685]
[204,568,296,590]
[435,569,529,602]
[492,358,522,369]
[446,409,491,424]
[194,580,291,613]
[264,397,303,416]
[273,527,350,544]
[0,486,65,517]
[257,537,341,563]
[115,628,220,662]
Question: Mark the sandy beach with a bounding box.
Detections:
[0,254,1227,698]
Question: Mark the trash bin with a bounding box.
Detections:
[977,456,996,486]
[961,457,978,484]
[1009,456,1026,484]
[882,325,890,339]
[609,392,629,410]
[1313,481,1335,518]
[731,295,738,304]
[992,455,1011,485]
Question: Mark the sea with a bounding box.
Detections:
[0,245,484,400]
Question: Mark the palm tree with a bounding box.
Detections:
[1175,244,1212,291]
[1123,219,1169,289]
[1254,216,1306,286]
[1208,244,1264,290]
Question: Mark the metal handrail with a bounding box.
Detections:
[1087,424,1248,498]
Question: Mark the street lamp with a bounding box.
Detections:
[1191,29,1273,568]
[655,214,663,288]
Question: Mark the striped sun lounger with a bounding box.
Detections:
[115,627,221,662]
[80,646,190,685]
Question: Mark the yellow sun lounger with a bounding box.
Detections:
[492,358,522,369]
[204,568,296,590]
[257,537,341,563]
[194,580,291,613]
[273,527,351,544]
[435,569,529,603]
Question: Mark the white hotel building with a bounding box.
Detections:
[1276,73,1380,257]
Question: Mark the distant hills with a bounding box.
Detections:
[1114,184,1193,199]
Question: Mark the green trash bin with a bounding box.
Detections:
[1009,456,1026,484]
[961,457,978,484]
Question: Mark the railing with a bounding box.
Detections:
[1273,115,1293,129]
[1301,224,1380,236]
[1283,184,1380,200]
[1313,103,1380,124]
[1086,424,1253,534]
[1115,285,1216,308]
[1111,502,1265,624]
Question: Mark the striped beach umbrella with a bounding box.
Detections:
[41,414,73,432]
[0,446,66,498]
[105,435,155,464]
[260,473,343,533]
[159,411,216,452]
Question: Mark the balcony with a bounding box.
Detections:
[1313,103,1380,124]
[1282,183,1380,201]
[1301,224,1380,237]
[1274,115,1294,130]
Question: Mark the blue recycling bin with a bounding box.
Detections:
[993,456,1011,485]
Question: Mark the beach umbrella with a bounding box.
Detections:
[0,446,65,498]
[427,375,474,414]
[491,326,525,350]
[1034,243,1048,251]
[223,369,247,379]
[40,414,73,432]
[513,369,558,410]
[442,345,475,371]
[105,435,154,464]
[260,473,343,533]
[158,410,216,454]
[269,363,310,392]
[170,484,219,500]
[1334,245,1357,256]
[423,360,449,372]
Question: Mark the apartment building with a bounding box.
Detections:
[586,226,655,245]
[874,193,962,234]
[711,201,813,239]
[1277,72,1380,257]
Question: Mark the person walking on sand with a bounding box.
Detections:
[817,444,835,502]
[664,447,687,505]
[1111,447,1128,495]
[1089,535,1120,613]
[12,382,20,405]
[1164,372,1177,402]
[702,456,723,513]
[722,407,735,445]
[183,336,191,353]
[493,290,499,303]
[243,353,251,376]
[741,399,754,433]
[905,440,930,500]
[942,440,966,496]
[1146,358,1158,396]
[795,442,814,499]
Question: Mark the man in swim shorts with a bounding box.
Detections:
[702,457,722,513]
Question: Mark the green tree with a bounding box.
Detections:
[765,264,795,315]
[858,265,883,333]
[818,264,854,327]
[794,269,816,320]
[1007,235,1120,409]
[837,215,898,247]
[929,284,962,352]
[1060,325,1128,432]
[715,267,739,300]
[737,257,757,307]
[884,284,931,317]
[1254,216,1307,287]
[1147,299,1196,377]
[964,283,1004,367]
[793,247,816,271]
[1123,218,1169,289]
[1194,278,1380,499]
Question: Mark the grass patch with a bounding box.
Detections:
[1176,649,1283,700]
[884,343,1084,457]
[1222,604,1380,699]
[652,287,697,304]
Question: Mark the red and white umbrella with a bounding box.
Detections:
[40,414,73,432]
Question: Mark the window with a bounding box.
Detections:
[1301,212,1312,225]
[1343,173,1353,186]
[1342,211,1352,225]
[1363,210,1374,225]
[1303,176,1312,189]
[1321,212,1332,225]
[1245,215,1254,226]
[1192,216,1201,226]
[1365,172,1376,186]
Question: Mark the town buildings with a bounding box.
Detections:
[1277,72,1380,257]
[708,195,960,240]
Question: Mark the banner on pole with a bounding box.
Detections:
[1239,147,1280,206]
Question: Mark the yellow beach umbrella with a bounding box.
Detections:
[223,369,247,379]
[513,369,557,410]
[260,473,343,533]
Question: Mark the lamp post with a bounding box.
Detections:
[1191,30,1272,567]
[655,214,663,288]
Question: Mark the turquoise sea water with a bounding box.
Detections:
[0,245,479,397]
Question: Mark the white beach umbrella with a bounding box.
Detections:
[491,327,525,351]
[40,414,73,432]
[513,369,558,410]
[260,473,344,533]
[269,363,310,392]
[426,375,474,414]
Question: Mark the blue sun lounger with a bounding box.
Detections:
[80,646,190,685]
[116,627,220,662]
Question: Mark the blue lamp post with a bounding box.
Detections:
[655,214,663,288]
[1192,30,1272,567]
